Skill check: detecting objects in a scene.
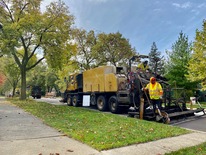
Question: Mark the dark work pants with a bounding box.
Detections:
[151,99,161,114]
[130,89,140,107]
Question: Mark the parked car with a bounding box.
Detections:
[31,86,42,99]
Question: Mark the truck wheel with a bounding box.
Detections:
[97,95,107,111]
[37,96,41,99]
[109,96,120,113]
[67,96,72,106]
[72,96,79,107]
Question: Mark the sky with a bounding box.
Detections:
[42,0,206,55]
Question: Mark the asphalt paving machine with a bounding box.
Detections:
[127,55,205,124]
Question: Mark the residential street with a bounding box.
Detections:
[173,114,206,132]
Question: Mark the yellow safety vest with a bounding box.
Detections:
[145,82,163,99]
[137,63,149,71]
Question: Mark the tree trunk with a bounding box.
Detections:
[20,67,27,100]
[12,87,16,97]
[12,81,18,97]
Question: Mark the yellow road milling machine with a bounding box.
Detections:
[64,66,130,113]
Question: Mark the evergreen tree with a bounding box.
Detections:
[165,31,196,89]
[148,42,164,76]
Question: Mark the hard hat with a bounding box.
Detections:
[150,77,156,82]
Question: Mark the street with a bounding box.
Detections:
[173,114,206,132]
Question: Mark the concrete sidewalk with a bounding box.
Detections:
[99,132,206,155]
[0,98,99,155]
[1,97,206,155]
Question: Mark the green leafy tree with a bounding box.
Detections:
[27,62,47,95]
[0,80,12,96]
[27,63,61,96]
[72,29,99,70]
[0,0,74,99]
[55,61,79,95]
[0,56,20,96]
[45,69,59,93]
[165,31,196,89]
[148,42,164,75]
[187,20,206,90]
[93,32,136,66]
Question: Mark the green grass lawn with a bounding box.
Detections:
[165,142,206,155]
[9,98,191,151]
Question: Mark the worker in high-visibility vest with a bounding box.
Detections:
[137,60,149,71]
[143,77,163,115]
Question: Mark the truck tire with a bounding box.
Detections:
[72,95,79,107]
[108,96,120,114]
[67,96,72,106]
[97,95,107,111]
[37,95,41,99]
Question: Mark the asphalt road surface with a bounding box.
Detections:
[172,114,206,132]
[34,97,206,132]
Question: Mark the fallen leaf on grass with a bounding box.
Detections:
[197,147,202,151]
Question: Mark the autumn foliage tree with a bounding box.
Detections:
[0,73,6,86]
[0,0,75,99]
[187,20,206,90]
